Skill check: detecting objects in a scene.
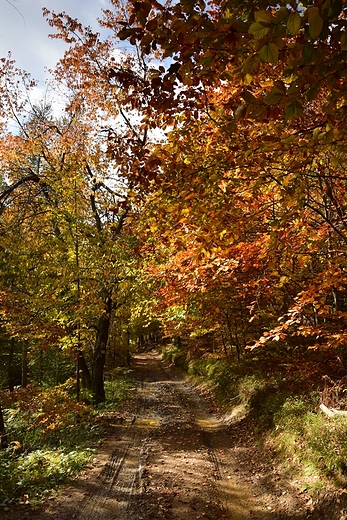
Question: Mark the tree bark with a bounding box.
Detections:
[91,297,112,403]
[8,338,15,391]
[22,340,28,388]
[78,350,92,390]
[0,404,8,448]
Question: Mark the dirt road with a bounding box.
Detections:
[24,352,318,520]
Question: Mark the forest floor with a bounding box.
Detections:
[4,351,347,520]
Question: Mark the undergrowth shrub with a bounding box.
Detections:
[0,447,94,508]
[1,383,91,442]
[0,368,134,509]
[103,367,134,409]
[187,355,347,491]
[272,394,347,488]
[187,357,282,410]
[188,358,239,405]
[161,345,188,369]
[0,384,101,508]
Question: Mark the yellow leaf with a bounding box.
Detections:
[243,74,253,85]
[287,12,301,36]
[254,10,273,24]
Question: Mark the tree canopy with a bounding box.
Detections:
[1,0,347,401]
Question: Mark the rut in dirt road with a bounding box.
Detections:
[34,351,307,520]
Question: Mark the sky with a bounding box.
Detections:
[0,0,111,92]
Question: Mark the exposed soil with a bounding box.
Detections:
[4,351,347,520]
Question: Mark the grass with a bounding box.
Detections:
[0,369,133,511]
[162,344,347,494]
[271,395,347,490]
[103,367,134,409]
[0,447,95,509]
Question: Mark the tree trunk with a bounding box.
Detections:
[91,297,112,403]
[22,340,28,388]
[0,403,8,448]
[78,350,92,389]
[39,350,43,384]
[8,338,15,391]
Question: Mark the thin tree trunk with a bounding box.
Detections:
[76,352,80,403]
[22,340,28,388]
[78,350,92,389]
[91,297,112,403]
[8,338,15,391]
[56,350,60,385]
[39,350,43,384]
[221,333,228,359]
[0,404,8,448]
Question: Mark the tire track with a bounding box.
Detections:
[33,352,285,520]
[76,431,146,520]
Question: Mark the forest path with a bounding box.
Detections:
[25,351,310,520]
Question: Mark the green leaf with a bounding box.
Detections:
[235,103,247,119]
[259,43,279,63]
[231,19,248,32]
[287,12,301,36]
[254,10,273,24]
[242,90,258,104]
[263,81,286,105]
[275,6,289,24]
[306,83,320,101]
[287,83,299,99]
[248,22,270,40]
[285,101,303,119]
[222,71,235,81]
[285,103,295,119]
[307,7,323,39]
[264,92,284,105]
[224,8,232,19]
[302,43,314,63]
[243,74,253,85]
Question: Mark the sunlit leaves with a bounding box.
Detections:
[287,12,301,36]
[255,10,273,25]
[8,0,347,360]
[248,22,270,40]
[242,55,261,77]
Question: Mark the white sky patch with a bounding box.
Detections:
[0,0,111,86]
[1,0,168,141]
[28,83,67,118]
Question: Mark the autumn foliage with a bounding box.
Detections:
[1,0,347,403]
[95,0,347,357]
